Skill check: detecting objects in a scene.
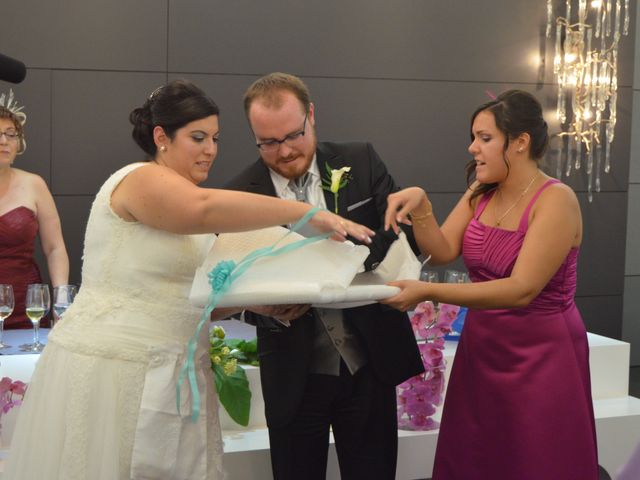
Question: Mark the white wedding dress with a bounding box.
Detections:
[5,163,225,479]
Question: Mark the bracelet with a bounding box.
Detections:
[409,201,433,226]
[409,210,433,220]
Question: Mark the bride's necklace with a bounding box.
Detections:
[494,171,539,227]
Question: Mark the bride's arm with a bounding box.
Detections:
[111,163,373,241]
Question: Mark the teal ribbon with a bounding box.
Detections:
[177,207,330,421]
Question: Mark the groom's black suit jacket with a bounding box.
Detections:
[225,141,424,428]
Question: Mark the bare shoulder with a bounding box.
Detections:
[532,179,581,224]
[537,180,579,209]
[13,168,50,193]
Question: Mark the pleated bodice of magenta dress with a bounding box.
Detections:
[432,179,598,480]
[0,206,42,329]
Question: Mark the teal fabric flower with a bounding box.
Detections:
[208,260,236,292]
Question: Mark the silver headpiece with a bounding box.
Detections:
[0,89,27,154]
[0,89,27,126]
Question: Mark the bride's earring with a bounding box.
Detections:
[159,145,167,152]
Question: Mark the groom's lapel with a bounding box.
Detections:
[248,159,278,197]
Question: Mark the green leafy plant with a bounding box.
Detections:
[209,326,259,426]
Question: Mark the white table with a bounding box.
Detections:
[0,328,50,356]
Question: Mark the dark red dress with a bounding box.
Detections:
[0,206,43,329]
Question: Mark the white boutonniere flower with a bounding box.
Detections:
[322,165,351,213]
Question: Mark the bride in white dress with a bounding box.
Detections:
[4,79,373,480]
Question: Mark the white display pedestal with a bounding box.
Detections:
[1,331,638,479]
[220,332,640,479]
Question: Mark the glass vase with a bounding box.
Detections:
[396,341,446,431]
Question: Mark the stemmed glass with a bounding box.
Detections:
[0,284,14,349]
[52,285,77,327]
[444,269,460,284]
[420,270,440,283]
[20,284,50,352]
[417,270,440,330]
[43,284,51,324]
[444,270,470,284]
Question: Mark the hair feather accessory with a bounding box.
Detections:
[0,89,26,126]
[0,89,27,154]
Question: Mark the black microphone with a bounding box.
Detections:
[0,53,26,84]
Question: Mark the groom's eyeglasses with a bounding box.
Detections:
[255,116,307,152]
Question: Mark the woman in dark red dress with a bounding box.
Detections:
[383,90,598,479]
[0,91,69,329]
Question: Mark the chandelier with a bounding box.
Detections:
[547,0,630,201]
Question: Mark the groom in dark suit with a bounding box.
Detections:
[225,72,423,480]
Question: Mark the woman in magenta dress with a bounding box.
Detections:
[383,90,598,479]
[0,92,69,328]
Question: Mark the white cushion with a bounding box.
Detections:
[189,226,420,309]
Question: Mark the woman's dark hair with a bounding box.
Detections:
[129,79,219,158]
[465,89,549,203]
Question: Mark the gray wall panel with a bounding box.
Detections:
[52,71,167,195]
[576,295,623,339]
[35,196,95,287]
[1,0,167,71]
[626,184,640,275]
[624,0,640,362]
[636,1,640,91]
[169,0,635,85]
[623,276,640,365]
[174,75,630,194]
[55,196,95,286]
[631,92,640,183]
[577,192,627,296]
[5,70,52,183]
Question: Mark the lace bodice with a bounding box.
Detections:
[51,163,214,357]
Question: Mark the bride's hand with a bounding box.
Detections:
[385,187,430,234]
[308,210,374,244]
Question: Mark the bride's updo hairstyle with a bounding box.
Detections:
[465,89,549,203]
[129,79,219,159]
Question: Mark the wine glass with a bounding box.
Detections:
[20,284,49,352]
[444,269,460,284]
[52,284,77,327]
[42,283,51,325]
[420,270,440,283]
[0,284,14,349]
[417,270,440,331]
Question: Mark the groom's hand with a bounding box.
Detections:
[248,304,311,324]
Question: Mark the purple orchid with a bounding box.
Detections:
[397,301,456,431]
[0,377,27,420]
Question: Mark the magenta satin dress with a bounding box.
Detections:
[432,179,598,480]
[0,206,43,329]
